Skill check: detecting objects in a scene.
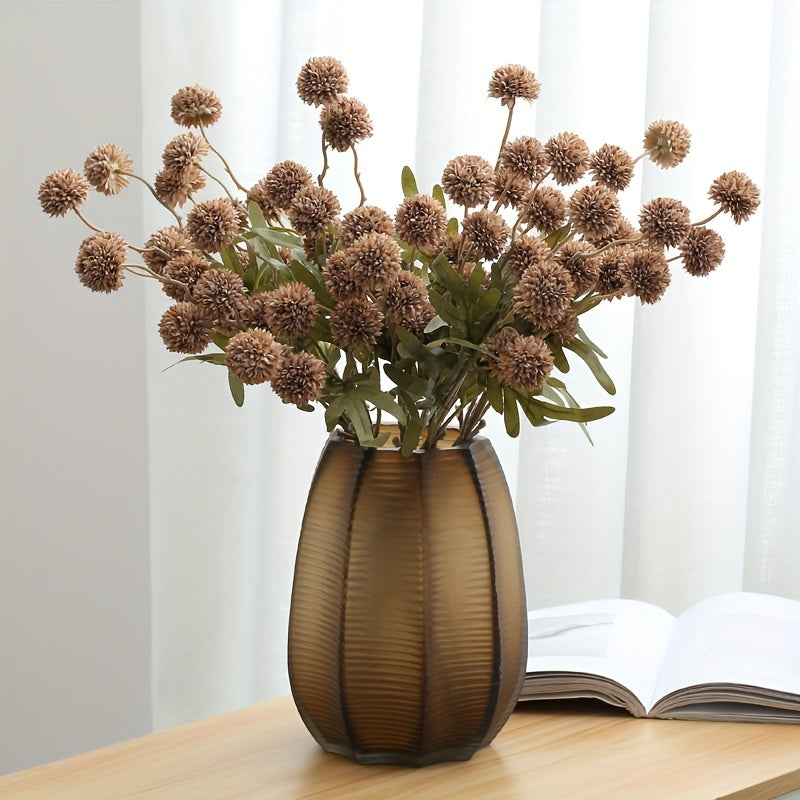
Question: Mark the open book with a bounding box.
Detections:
[522,592,800,722]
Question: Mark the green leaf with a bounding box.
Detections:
[345,397,375,445]
[432,183,446,208]
[401,166,419,198]
[486,375,504,413]
[401,415,424,456]
[502,387,520,437]
[228,370,245,407]
[247,200,268,230]
[384,364,431,398]
[350,385,408,424]
[252,227,305,251]
[529,397,615,423]
[428,288,466,328]
[426,336,487,354]
[220,244,245,277]
[445,217,459,236]
[324,395,348,431]
[564,339,617,395]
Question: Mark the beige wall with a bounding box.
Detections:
[0,0,151,773]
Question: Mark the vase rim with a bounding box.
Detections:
[328,425,487,453]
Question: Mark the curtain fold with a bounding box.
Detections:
[139,0,795,731]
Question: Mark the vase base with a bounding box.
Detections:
[318,740,482,767]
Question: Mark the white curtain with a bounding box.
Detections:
[142,0,795,732]
[4,0,798,772]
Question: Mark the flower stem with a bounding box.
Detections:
[692,208,723,227]
[352,145,367,206]
[494,101,516,170]
[199,123,247,192]
[126,173,183,225]
[318,132,330,186]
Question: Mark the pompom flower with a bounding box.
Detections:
[638,197,691,248]
[340,205,395,247]
[74,231,128,293]
[544,132,590,185]
[38,169,90,216]
[142,226,194,273]
[343,231,403,294]
[488,64,541,105]
[320,96,373,152]
[621,248,671,304]
[83,143,133,195]
[161,132,209,175]
[441,155,495,208]
[589,144,634,192]
[262,282,320,340]
[154,165,205,208]
[503,235,551,279]
[520,186,567,234]
[192,267,247,319]
[708,171,761,224]
[158,302,215,354]
[288,185,341,238]
[383,272,435,335]
[461,209,510,261]
[513,262,575,332]
[225,328,282,384]
[186,198,243,252]
[568,184,621,240]
[271,351,328,406]
[170,85,222,128]
[499,136,548,183]
[329,298,384,349]
[161,251,210,301]
[296,56,349,106]
[643,120,691,168]
[394,195,447,250]
[679,226,726,276]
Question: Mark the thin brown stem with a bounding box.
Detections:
[692,208,723,227]
[318,132,330,186]
[352,145,367,206]
[198,122,247,192]
[126,172,183,225]
[494,101,516,170]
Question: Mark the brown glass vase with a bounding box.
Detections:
[287,431,527,766]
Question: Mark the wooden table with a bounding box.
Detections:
[3,695,800,799]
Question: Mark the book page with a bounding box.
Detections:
[651,592,800,708]
[525,599,675,710]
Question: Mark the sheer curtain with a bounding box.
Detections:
[140,0,794,729]
[3,0,797,774]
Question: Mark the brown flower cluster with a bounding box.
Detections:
[40,57,761,449]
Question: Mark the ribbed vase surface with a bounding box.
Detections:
[288,432,527,766]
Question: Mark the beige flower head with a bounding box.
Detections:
[621,247,671,303]
[158,302,215,354]
[500,136,548,182]
[643,120,691,169]
[492,167,531,209]
[568,184,621,241]
[553,240,601,295]
[38,169,90,216]
[441,155,495,208]
[679,226,726,276]
[383,272,434,335]
[344,231,402,294]
[271,350,328,407]
[320,96,373,152]
[186,198,243,252]
[154,165,206,208]
[170,85,222,128]
[75,231,128,293]
[461,209,510,261]
[544,132,590,185]
[262,282,320,340]
[246,180,281,224]
[322,250,360,301]
[596,246,632,299]
[394,194,447,250]
[161,132,209,175]
[520,186,567,235]
[638,197,691,248]
[288,185,341,238]
[329,298,384,350]
[503,234,551,280]
[84,143,133,195]
[142,226,194,273]
[340,205,394,247]
[708,171,760,224]
[161,251,210,301]
[225,328,282,384]
[488,64,541,106]
[484,327,553,392]
[296,56,349,107]
[589,144,634,192]
[513,262,575,332]
[254,160,313,212]
[192,267,247,319]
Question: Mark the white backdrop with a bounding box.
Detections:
[2,0,797,774]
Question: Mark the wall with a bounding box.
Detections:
[0,0,151,773]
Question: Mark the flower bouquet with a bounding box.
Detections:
[38,56,760,456]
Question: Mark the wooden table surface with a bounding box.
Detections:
[3,695,800,799]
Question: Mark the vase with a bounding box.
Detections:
[287,430,527,766]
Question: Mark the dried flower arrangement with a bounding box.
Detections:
[39,58,760,454]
